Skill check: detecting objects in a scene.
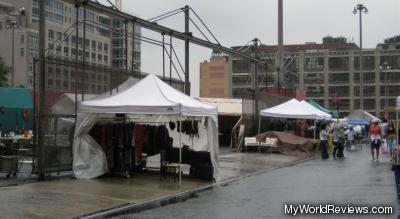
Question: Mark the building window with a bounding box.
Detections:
[98,42,102,50]
[85,39,89,48]
[232,60,251,73]
[56,32,62,41]
[64,36,69,45]
[304,57,324,71]
[20,34,24,44]
[55,80,61,90]
[92,40,96,51]
[48,29,54,41]
[91,53,96,62]
[63,69,69,79]
[48,79,54,89]
[104,55,108,63]
[78,37,83,48]
[64,47,69,56]
[328,57,349,71]
[71,35,76,45]
[98,54,102,61]
[56,68,61,78]
[104,43,108,52]
[63,81,68,90]
[20,48,24,56]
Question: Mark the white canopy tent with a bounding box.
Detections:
[259,98,331,139]
[299,100,332,120]
[73,74,219,181]
[260,99,329,120]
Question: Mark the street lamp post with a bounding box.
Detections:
[5,21,17,87]
[353,4,368,110]
[379,62,390,118]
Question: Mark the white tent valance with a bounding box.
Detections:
[73,74,219,180]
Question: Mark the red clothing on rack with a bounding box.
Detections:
[134,124,145,162]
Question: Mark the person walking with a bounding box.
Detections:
[344,126,356,151]
[386,120,397,161]
[333,125,345,159]
[320,124,329,159]
[368,119,382,161]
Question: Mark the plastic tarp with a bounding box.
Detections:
[196,97,242,116]
[260,98,329,120]
[73,74,219,180]
[347,118,369,125]
[345,110,379,123]
[256,131,314,157]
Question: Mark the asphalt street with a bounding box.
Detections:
[117,146,399,219]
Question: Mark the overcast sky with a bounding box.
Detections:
[103,0,400,97]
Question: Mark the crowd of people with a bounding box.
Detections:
[319,119,398,162]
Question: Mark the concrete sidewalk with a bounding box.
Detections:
[0,152,310,219]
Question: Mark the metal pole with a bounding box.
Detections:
[397,110,399,163]
[385,69,388,112]
[184,5,190,95]
[74,3,80,118]
[11,26,15,87]
[169,35,172,85]
[162,33,165,78]
[179,105,182,185]
[131,22,135,73]
[337,94,339,122]
[37,0,46,181]
[124,19,128,71]
[32,58,37,147]
[82,3,86,101]
[254,39,259,125]
[359,9,363,110]
[277,0,283,92]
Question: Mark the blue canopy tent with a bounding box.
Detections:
[0,88,33,133]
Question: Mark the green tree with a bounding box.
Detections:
[0,56,10,87]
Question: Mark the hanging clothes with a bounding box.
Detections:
[134,123,145,164]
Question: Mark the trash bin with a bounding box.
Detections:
[391,164,400,199]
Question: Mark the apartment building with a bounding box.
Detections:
[0,0,142,94]
[200,50,231,98]
[230,36,400,117]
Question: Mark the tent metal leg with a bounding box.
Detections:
[179,109,182,185]
[313,119,317,141]
[258,117,261,134]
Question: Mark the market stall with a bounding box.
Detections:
[73,74,219,182]
[259,98,331,139]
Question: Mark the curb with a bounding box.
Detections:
[78,155,317,218]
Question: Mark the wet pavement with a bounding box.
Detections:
[118,147,399,219]
[0,150,304,219]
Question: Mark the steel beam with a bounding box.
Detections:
[61,0,277,68]
[184,5,190,95]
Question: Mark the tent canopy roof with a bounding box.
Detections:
[79,74,217,118]
[260,98,330,120]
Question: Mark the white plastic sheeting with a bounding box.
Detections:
[73,74,219,180]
